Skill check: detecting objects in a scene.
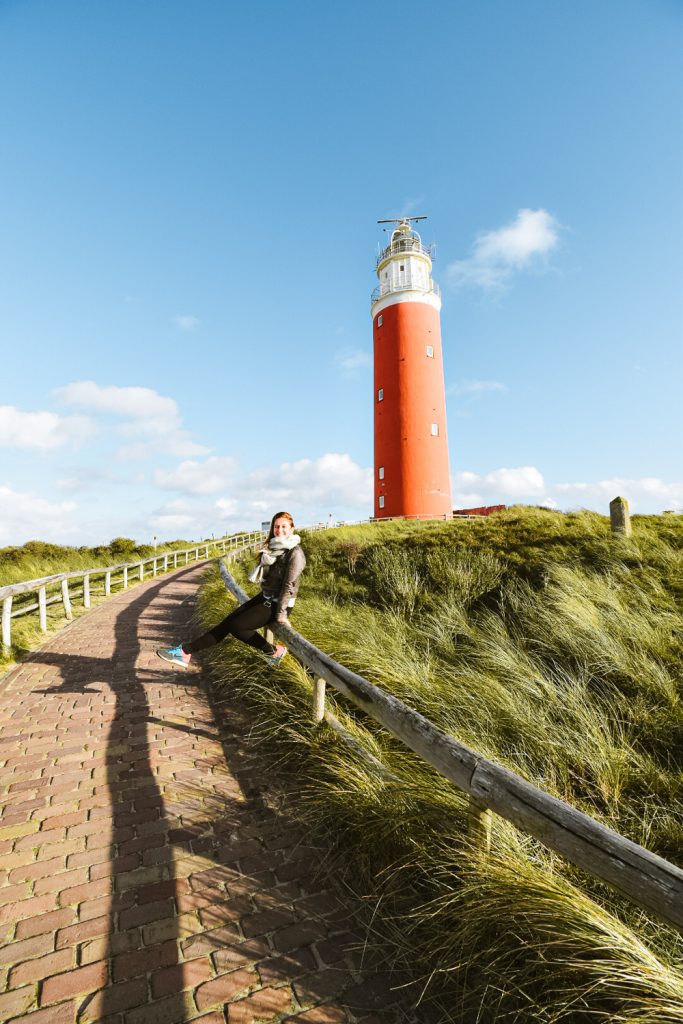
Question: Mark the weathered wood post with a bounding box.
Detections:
[313,677,326,723]
[2,596,13,653]
[83,574,91,608]
[163,554,168,572]
[104,571,111,596]
[153,559,158,577]
[139,562,144,581]
[185,551,189,565]
[204,545,209,558]
[123,566,128,590]
[610,496,632,537]
[467,796,492,853]
[38,586,47,632]
[61,579,73,620]
[173,552,178,568]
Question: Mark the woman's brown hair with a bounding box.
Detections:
[267,511,294,541]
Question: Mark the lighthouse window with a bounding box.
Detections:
[426,345,434,358]
[431,423,439,436]
[378,388,384,402]
[379,496,385,509]
[400,264,405,272]
[378,466,385,480]
[377,315,383,326]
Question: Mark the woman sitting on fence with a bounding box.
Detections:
[157,511,306,669]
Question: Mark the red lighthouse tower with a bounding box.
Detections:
[372,217,452,519]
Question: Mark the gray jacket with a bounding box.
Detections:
[261,545,306,622]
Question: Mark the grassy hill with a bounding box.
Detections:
[196,508,683,1023]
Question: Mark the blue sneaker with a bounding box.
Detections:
[157,645,191,668]
[263,644,287,668]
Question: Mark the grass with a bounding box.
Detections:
[196,507,683,1022]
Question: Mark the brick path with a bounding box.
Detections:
[0,566,417,1024]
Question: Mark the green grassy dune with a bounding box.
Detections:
[196,508,683,1023]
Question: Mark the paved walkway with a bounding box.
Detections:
[0,566,414,1024]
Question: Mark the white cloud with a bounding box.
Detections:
[216,497,238,517]
[456,466,546,498]
[55,467,110,491]
[448,208,560,289]
[116,437,208,461]
[173,315,200,331]
[0,406,93,450]
[149,513,196,530]
[154,456,237,495]
[55,380,209,461]
[335,349,372,373]
[453,467,683,515]
[55,381,179,423]
[239,453,372,509]
[555,477,683,512]
[0,485,79,545]
[147,451,372,536]
[449,379,508,397]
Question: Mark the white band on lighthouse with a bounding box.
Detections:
[372,288,442,318]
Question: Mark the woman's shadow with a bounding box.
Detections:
[27,568,420,1022]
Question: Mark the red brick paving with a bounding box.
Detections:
[0,566,416,1023]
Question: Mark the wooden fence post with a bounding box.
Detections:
[2,596,13,653]
[185,551,189,564]
[104,571,111,597]
[61,580,73,621]
[123,566,128,590]
[174,552,178,568]
[153,559,158,577]
[139,562,144,581]
[313,677,326,723]
[467,796,492,853]
[83,574,91,608]
[610,496,632,537]
[38,586,47,632]
[163,555,168,572]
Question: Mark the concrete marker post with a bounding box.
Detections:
[610,496,632,537]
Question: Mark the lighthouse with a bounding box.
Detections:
[371,217,452,519]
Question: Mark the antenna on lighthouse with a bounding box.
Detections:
[377,216,427,225]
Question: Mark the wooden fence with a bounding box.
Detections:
[0,531,264,654]
[218,550,683,934]
[0,512,473,655]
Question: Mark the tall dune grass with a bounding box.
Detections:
[197,508,683,1021]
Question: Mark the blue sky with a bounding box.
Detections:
[1,0,681,545]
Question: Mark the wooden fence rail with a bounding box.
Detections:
[218,553,683,934]
[0,531,264,653]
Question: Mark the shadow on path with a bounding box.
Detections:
[18,566,422,1023]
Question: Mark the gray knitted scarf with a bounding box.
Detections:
[248,534,301,585]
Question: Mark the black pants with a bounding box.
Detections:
[183,593,288,656]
